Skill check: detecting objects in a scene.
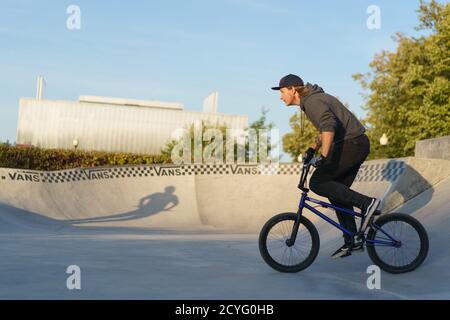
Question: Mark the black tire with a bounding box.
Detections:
[259,212,320,273]
[366,213,429,274]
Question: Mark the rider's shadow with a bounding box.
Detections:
[68,186,179,224]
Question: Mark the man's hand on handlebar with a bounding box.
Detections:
[302,146,328,168]
[302,147,316,164]
[310,154,327,168]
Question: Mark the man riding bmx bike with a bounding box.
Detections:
[272,74,380,259]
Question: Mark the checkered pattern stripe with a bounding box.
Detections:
[5,161,404,184]
[355,161,405,182]
[259,164,300,175]
[108,166,155,178]
[181,164,229,175]
[40,167,154,183]
[40,171,86,183]
[32,163,302,183]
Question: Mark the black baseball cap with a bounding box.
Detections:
[271,74,304,90]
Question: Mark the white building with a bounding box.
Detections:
[16,93,248,155]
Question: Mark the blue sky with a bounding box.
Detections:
[0,0,436,159]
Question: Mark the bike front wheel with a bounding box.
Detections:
[366,213,429,274]
[259,212,320,273]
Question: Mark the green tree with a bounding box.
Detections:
[353,0,450,159]
[161,108,277,164]
[161,120,229,164]
[245,107,277,163]
[282,111,318,162]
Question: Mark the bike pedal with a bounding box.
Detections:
[349,247,364,254]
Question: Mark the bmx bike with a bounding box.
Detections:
[259,161,429,274]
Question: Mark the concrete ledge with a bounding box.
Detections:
[415,136,450,160]
[382,157,450,213]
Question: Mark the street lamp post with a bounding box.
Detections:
[73,138,79,150]
[380,133,388,158]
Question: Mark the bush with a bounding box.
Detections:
[0,143,171,171]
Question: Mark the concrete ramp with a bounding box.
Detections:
[195,173,301,231]
[0,158,448,232]
[0,166,202,231]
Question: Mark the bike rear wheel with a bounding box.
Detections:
[366,213,429,274]
[259,212,320,273]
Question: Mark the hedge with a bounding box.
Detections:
[0,143,171,171]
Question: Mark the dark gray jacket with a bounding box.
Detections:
[300,83,366,143]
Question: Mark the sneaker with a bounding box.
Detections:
[331,243,352,259]
[331,238,364,259]
[360,198,381,231]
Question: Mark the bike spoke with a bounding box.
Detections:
[266,219,313,267]
[373,219,422,268]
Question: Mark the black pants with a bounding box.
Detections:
[309,134,371,243]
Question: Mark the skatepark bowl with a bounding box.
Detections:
[0,157,449,299]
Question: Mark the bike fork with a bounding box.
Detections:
[286,193,306,247]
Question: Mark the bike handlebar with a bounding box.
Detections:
[298,162,312,191]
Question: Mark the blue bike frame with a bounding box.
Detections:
[297,193,398,246]
[295,163,399,247]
